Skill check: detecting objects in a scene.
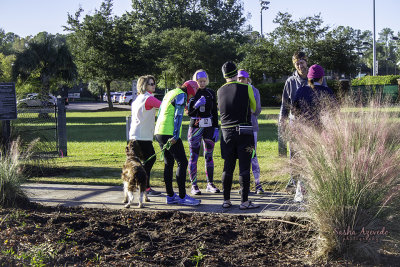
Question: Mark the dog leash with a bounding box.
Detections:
[142,140,172,164]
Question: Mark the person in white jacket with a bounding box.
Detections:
[128,75,161,195]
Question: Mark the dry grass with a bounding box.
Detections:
[286,96,400,262]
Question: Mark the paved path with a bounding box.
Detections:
[22,183,307,218]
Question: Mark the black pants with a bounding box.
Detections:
[221,127,254,202]
[135,140,156,188]
[155,135,188,198]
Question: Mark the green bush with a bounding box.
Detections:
[255,82,285,107]
[351,75,400,86]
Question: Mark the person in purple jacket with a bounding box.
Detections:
[237,69,265,194]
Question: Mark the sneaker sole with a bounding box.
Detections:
[206,189,220,193]
[180,201,201,206]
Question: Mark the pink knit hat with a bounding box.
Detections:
[183,80,198,97]
[307,64,325,79]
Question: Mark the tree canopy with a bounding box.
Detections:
[12,32,76,95]
[65,0,142,107]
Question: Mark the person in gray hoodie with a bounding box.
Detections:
[278,51,309,193]
[278,51,326,194]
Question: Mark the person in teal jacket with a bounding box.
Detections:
[154,80,201,206]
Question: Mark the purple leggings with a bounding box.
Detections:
[188,127,215,185]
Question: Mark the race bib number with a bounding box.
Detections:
[199,118,212,127]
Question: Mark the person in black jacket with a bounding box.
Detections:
[187,69,220,195]
[217,61,260,210]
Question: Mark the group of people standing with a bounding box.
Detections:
[128,52,336,209]
[128,61,265,209]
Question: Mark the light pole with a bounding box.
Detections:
[372,0,377,75]
[260,1,270,38]
[393,36,399,75]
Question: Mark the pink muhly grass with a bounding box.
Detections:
[285,96,400,262]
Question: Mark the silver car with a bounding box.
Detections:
[17,94,57,107]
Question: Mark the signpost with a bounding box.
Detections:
[0,82,17,154]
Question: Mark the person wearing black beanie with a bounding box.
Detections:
[217,61,260,210]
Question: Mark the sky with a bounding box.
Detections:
[1,0,399,38]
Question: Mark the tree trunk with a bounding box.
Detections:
[105,80,113,109]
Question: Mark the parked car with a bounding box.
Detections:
[17,94,57,107]
[119,91,136,105]
[103,92,118,102]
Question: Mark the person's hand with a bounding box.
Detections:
[213,128,219,142]
[194,96,206,109]
[168,137,177,145]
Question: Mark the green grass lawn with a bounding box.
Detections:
[30,108,289,191]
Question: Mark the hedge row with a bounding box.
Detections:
[351,75,400,86]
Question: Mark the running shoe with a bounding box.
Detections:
[146,187,161,195]
[178,194,201,206]
[206,183,220,193]
[191,185,202,195]
[255,186,265,194]
[166,193,180,204]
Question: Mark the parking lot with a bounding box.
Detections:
[66,101,131,111]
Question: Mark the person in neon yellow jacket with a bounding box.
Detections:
[154,80,201,206]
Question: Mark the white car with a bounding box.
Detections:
[119,91,136,105]
[17,94,57,107]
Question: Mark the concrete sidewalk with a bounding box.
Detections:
[22,183,308,218]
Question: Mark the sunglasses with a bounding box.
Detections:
[147,83,155,86]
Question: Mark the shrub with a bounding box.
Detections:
[351,75,400,86]
[287,96,400,262]
[256,82,285,107]
[0,139,32,208]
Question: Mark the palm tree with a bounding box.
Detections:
[12,32,77,97]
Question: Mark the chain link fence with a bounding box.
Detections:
[11,107,58,158]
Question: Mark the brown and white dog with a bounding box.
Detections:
[121,140,149,208]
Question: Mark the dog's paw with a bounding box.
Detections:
[123,199,128,204]
[124,203,131,208]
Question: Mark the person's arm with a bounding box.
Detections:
[252,86,262,116]
[187,94,197,116]
[172,93,187,141]
[247,85,256,112]
[145,96,161,110]
[210,90,219,128]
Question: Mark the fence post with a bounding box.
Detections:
[126,116,131,142]
[57,97,67,157]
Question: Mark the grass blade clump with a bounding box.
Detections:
[288,96,400,262]
[0,139,33,208]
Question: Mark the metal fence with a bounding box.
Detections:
[11,106,58,158]
[350,85,399,103]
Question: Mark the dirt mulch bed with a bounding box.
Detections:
[0,203,391,266]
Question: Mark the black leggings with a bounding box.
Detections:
[155,135,188,198]
[134,140,156,188]
[221,128,254,202]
